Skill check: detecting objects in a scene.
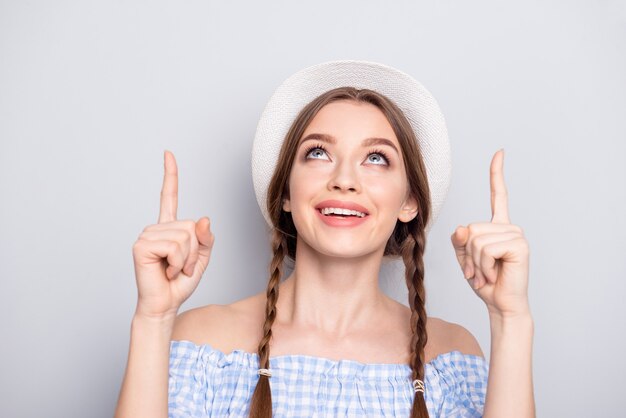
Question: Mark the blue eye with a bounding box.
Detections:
[303,143,391,166]
[367,152,389,165]
[304,143,330,160]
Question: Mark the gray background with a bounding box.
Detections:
[1,0,624,417]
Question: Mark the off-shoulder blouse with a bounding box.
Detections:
[169,340,489,417]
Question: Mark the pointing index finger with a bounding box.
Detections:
[490,149,510,224]
[158,150,178,223]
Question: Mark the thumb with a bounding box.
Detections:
[196,217,215,262]
[450,226,471,278]
[450,226,469,251]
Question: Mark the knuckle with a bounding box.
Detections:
[168,229,188,246]
[132,240,143,253]
[180,219,195,230]
[519,237,530,251]
[470,237,482,254]
[169,257,182,269]
[141,223,157,234]
[180,239,193,259]
[179,228,191,243]
[168,241,181,254]
[190,232,198,248]
[475,238,485,252]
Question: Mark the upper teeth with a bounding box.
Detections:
[320,207,367,217]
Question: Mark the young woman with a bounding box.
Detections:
[115,61,535,417]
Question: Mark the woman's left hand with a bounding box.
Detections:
[450,149,530,317]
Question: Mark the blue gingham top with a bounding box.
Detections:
[169,340,489,417]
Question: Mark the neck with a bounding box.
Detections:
[276,237,390,337]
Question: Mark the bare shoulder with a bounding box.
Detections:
[389,301,484,362]
[171,293,265,354]
[427,316,485,359]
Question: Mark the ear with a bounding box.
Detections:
[282,197,291,212]
[398,194,418,223]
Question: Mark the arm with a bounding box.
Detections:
[114,313,175,418]
[115,151,215,417]
[483,310,535,417]
[450,150,535,417]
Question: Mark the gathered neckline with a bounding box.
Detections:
[170,339,485,369]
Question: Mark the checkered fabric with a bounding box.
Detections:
[169,340,489,417]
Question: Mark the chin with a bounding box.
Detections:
[308,238,382,260]
[292,221,389,259]
[319,249,370,259]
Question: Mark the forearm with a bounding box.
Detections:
[483,311,535,418]
[114,313,175,418]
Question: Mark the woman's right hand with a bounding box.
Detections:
[131,150,215,319]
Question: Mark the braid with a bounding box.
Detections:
[401,218,430,418]
[248,228,287,418]
[255,85,433,417]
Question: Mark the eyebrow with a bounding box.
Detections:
[299,133,400,155]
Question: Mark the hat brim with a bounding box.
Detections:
[252,59,451,235]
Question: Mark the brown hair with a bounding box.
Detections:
[249,87,432,418]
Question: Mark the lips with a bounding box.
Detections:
[315,206,369,227]
[314,199,370,215]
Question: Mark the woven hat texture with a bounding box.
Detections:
[251,59,451,235]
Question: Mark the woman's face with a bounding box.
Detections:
[283,99,418,259]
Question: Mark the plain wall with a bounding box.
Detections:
[1,0,625,416]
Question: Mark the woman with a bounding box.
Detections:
[115,60,535,417]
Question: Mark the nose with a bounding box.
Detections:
[328,159,361,193]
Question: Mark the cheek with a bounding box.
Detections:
[289,163,326,194]
[367,177,407,209]
[287,169,321,209]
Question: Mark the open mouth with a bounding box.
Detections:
[317,208,368,218]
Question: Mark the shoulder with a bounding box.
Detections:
[389,301,485,362]
[171,293,265,354]
[427,316,485,360]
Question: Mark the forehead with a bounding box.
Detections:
[301,100,399,145]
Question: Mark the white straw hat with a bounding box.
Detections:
[251,59,451,235]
